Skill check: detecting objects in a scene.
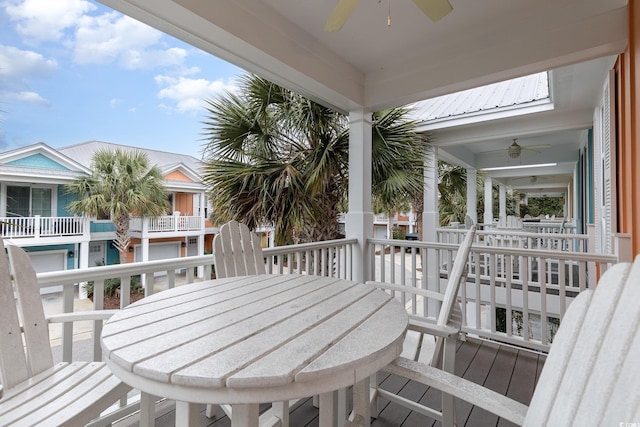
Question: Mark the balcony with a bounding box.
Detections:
[0,215,89,242]
[36,231,616,424]
[129,214,205,237]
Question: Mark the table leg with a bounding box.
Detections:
[232,403,259,427]
[272,401,290,427]
[175,401,200,426]
[139,392,156,427]
[319,391,338,427]
[352,377,371,427]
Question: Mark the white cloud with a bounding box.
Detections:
[4,0,188,69]
[155,75,238,113]
[119,47,187,70]
[73,12,186,69]
[4,0,95,43]
[0,44,58,79]
[6,90,50,105]
[0,44,56,105]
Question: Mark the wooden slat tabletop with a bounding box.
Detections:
[101,274,408,405]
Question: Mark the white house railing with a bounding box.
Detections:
[0,216,88,238]
[366,236,618,352]
[36,238,357,363]
[35,231,617,360]
[129,215,204,233]
[438,227,590,252]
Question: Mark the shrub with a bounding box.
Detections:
[85,261,143,298]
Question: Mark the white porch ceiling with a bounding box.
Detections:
[98,0,628,191]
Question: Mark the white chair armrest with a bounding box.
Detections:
[407,318,459,338]
[46,309,119,323]
[385,357,528,426]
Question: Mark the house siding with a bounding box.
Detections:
[57,186,74,216]
[615,0,640,257]
[7,153,71,170]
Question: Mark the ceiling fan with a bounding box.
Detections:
[484,139,552,159]
[324,0,453,32]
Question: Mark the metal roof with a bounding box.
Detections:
[412,72,550,124]
[58,140,204,176]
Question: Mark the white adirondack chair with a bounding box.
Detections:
[209,221,272,421]
[366,222,476,426]
[213,220,266,278]
[383,255,640,426]
[0,242,131,427]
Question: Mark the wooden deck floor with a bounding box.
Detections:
[127,338,545,427]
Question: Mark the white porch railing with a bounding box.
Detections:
[0,216,87,238]
[481,220,575,234]
[34,230,617,361]
[438,227,590,252]
[36,238,357,364]
[129,215,204,233]
[366,236,618,352]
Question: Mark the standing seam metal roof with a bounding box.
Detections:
[412,72,550,123]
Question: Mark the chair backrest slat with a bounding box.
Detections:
[428,221,475,368]
[213,221,266,279]
[525,258,640,426]
[7,244,54,377]
[0,240,30,389]
[437,224,476,327]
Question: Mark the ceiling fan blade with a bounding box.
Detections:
[412,0,453,22]
[521,148,542,155]
[324,0,360,32]
[527,144,552,150]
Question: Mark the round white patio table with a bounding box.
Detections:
[101,274,408,427]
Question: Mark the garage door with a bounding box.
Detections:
[134,242,181,276]
[28,251,66,294]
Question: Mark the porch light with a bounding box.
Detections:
[480,162,557,171]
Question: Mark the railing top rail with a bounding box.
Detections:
[264,238,357,256]
[470,245,618,262]
[438,227,587,240]
[37,255,212,286]
[368,237,617,263]
[368,238,465,252]
[36,238,357,287]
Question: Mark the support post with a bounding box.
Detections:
[466,168,477,225]
[484,177,493,226]
[345,109,373,283]
[499,184,507,219]
[423,146,440,309]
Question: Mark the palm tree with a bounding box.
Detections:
[65,148,169,264]
[201,74,428,245]
[438,161,469,226]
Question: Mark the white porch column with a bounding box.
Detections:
[197,235,205,278]
[499,184,507,219]
[199,193,206,219]
[423,146,441,311]
[142,238,149,263]
[423,145,439,242]
[466,168,477,225]
[484,176,493,225]
[345,110,373,283]
[78,241,90,299]
[140,237,150,289]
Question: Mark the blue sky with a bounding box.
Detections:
[0,0,245,159]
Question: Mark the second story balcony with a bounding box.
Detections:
[0,215,90,243]
[129,214,205,237]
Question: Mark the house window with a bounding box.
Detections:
[6,186,52,217]
[31,188,52,216]
[188,237,197,245]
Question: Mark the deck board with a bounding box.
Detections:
[120,338,544,427]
